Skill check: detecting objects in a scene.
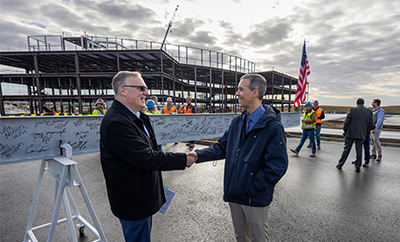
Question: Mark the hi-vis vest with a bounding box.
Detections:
[315,107,323,124]
[163,105,176,114]
[184,104,194,114]
[92,108,106,115]
[145,110,160,115]
[302,111,316,129]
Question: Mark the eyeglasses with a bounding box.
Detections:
[123,85,148,92]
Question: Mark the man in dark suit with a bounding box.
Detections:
[100,71,196,242]
[336,98,374,172]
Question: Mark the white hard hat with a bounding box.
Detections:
[166,97,172,102]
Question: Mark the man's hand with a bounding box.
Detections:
[187,151,198,161]
[185,152,196,168]
[185,151,199,167]
[371,130,376,134]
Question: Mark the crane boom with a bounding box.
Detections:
[161,5,179,50]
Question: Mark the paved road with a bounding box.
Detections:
[1,138,399,241]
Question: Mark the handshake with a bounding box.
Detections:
[185,151,198,168]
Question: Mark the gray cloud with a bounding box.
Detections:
[245,18,293,47]
[170,18,206,38]
[186,31,218,47]
[1,0,399,105]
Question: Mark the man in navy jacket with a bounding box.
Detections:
[100,71,196,242]
[189,74,288,242]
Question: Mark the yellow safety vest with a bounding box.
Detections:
[302,111,316,129]
[92,108,106,115]
[145,110,160,115]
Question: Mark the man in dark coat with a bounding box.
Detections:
[100,71,196,242]
[189,74,288,242]
[336,98,374,172]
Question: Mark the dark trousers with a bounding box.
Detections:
[338,137,363,169]
[119,216,152,242]
[363,135,370,165]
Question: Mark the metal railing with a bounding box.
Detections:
[26,34,255,73]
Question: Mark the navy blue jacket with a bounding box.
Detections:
[196,105,288,207]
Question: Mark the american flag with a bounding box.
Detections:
[294,41,310,107]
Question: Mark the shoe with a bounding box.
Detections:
[371,154,376,159]
[290,149,299,155]
[186,143,191,146]
[356,168,361,172]
[336,165,342,170]
[363,164,369,168]
[318,146,321,150]
[307,145,311,148]
[376,155,382,161]
[351,161,356,164]
[310,153,315,157]
[174,142,178,145]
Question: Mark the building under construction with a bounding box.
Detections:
[0,34,298,115]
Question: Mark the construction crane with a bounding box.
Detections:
[160,5,179,50]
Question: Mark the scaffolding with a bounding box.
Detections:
[0,34,297,115]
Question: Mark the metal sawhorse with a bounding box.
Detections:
[24,143,107,242]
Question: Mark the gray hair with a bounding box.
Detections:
[240,74,267,100]
[112,71,142,97]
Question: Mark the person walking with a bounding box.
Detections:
[336,98,374,172]
[290,101,317,157]
[307,100,324,149]
[161,97,177,114]
[371,99,384,161]
[352,105,373,167]
[189,74,288,242]
[92,98,107,115]
[100,71,196,242]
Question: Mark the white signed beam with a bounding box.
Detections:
[0,113,300,164]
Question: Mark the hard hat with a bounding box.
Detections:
[96,99,105,104]
[313,100,319,105]
[166,97,173,102]
[146,100,155,108]
[305,101,313,107]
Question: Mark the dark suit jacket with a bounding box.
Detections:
[100,100,186,220]
[343,105,374,140]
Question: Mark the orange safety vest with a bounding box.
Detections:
[315,107,323,124]
[184,104,194,114]
[163,105,176,114]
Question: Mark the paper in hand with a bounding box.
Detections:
[159,186,176,215]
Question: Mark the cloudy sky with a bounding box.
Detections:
[1,0,399,106]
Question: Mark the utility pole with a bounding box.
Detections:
[161,5,179,50]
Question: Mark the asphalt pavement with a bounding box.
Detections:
[1,138,400,242]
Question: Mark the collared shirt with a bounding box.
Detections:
[118,100,150,136]
[246,105,265,133]
[373,107,385,130]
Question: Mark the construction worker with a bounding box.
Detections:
[150,95,161,112]
[184,97,197,147]
[145,100,160,114]
[308,100,325,149]
[92,99,107,115]
[291,101,317,157]
[161,97,177,114]
[184,96,196,114]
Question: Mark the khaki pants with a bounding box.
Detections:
[371,129,382,156]
[229,202,270,242]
